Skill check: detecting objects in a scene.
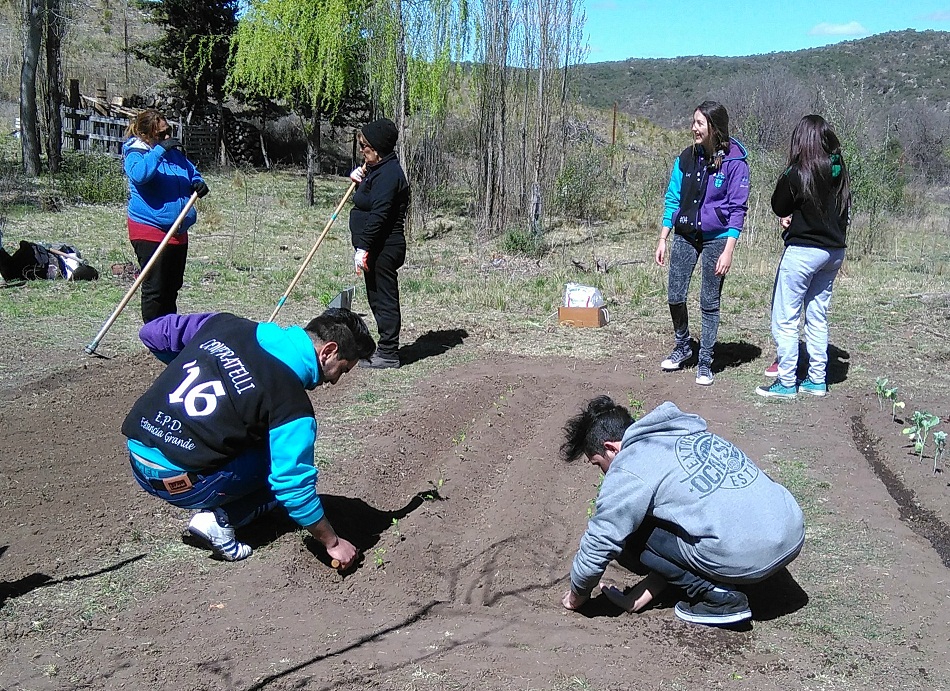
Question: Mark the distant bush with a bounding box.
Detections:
[51,151,127,205]
[502,227,546,257]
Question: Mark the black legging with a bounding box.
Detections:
[364,239,406,358]
[132,240,188,323]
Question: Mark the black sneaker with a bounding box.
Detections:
[661,343,693,371]
[358,352,401,369]
[674,587,751,626]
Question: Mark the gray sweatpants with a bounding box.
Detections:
[771,245,845,386]
[667,234,728,367]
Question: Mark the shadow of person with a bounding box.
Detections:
[399,329,469,366]
[741,567,809,620]
[713,340,762,373]
[826,343,850,385]
[239,492,436,571]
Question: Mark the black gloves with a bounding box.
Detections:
[159,137,182,152]
[191,180,210,198]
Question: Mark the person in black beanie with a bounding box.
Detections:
[349,118,410,369]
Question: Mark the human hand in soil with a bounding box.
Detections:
[561,589,588,611]
[599,572,666,613]
[326,537,358,569]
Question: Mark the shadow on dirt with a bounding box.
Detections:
[238,491,439,571]
[400,328,469,366]
[712,340,761,373]
[0,550,145,609]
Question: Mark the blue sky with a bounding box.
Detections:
[582,1,950,62]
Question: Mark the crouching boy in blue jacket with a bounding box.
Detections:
[560,397,805,626]
[122,308,375,566]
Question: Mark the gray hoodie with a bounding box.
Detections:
[570,402,805,596]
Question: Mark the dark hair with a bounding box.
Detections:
[304,308,376,361]
[788,114,851,213]
[559,395,634,463]
[126,109,167,140]
[694,100,730,171]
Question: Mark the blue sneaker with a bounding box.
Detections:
[756,380,797,398]
[799,378,827,396]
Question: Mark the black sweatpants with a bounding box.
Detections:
[132,240,188,324]
[364,238,406,358]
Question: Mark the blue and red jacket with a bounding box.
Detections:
[122,137,205,245]
[662,138,750,241]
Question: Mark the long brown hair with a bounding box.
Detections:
[694,100,730,171]
[126,109,166,140]
[788,114,851,212]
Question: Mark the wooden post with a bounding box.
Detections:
[94,80,107,115]
[68,79,81,150]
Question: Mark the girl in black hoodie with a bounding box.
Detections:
[756,115,851,399]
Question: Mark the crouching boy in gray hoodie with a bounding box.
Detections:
[560,396,804,626]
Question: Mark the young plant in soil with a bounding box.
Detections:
[875,377,889,411]
[903,410,941,462]
[881,385,903,421]
[933,431,947,476]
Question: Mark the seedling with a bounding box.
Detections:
[587,477,604,518]
[626,394,644,419]
[903,410,941,463]
[933,431,947,476]
[390,517,401,538]
[891,399,905,422]
[875,377,889,411]
[422,470,446,501]
[373,547,386,569]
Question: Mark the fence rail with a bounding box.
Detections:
[58,107,217,167]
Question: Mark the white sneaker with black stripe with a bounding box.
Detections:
[185,511,253,561]
[695,363,714,386]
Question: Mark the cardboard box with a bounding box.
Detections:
[558,306,608,328]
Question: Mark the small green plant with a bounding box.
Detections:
[875,377,889,411]
[501,227,546,257]
[903,410,941,462]
[880,385,904,421]
[373,547,386,569]
[586,478,604,518]
[451,430,467,446]
[933,431,947,476]
[891,399,905,422]
[390,517,401,538]
[422,469,446,501]
[626,394,644,419]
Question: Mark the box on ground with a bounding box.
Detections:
[558,306,608,328]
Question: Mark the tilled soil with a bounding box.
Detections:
[1,346,948,690]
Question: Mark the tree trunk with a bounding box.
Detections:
[20,0,44,176]
[44,0,64,173]
[305,113,317,206]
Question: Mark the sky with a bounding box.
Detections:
[582,0,950,62]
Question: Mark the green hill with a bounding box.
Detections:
[574,30,950,124]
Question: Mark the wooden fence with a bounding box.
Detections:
[59,108,218,168]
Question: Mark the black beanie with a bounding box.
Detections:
[361,118,398,156]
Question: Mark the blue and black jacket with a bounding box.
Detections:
[122,313,327,527]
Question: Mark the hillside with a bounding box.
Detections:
[574,30,950,125]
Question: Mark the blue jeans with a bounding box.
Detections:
[667,234,728,367]
[130,448,275,528]
[771,245,844,386]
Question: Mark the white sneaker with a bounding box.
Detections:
[186,511,253,561]
[695,364,714,386]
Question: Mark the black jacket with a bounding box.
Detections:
[349,152,410,251]
[771,161,849,249]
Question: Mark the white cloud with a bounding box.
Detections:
[922,10,950,20]
[808,21,868,36]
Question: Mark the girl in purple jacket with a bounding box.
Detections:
[656,101,750,386]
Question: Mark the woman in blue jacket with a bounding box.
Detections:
[655,101,749,386]
[122,109,209,323]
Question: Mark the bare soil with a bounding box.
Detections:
[1,339,949,691]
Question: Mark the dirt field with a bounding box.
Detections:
[1,333,949,691]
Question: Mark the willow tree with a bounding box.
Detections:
[228,0,363,203]
[361,0,471,175]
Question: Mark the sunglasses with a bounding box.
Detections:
[156,128,171,138]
